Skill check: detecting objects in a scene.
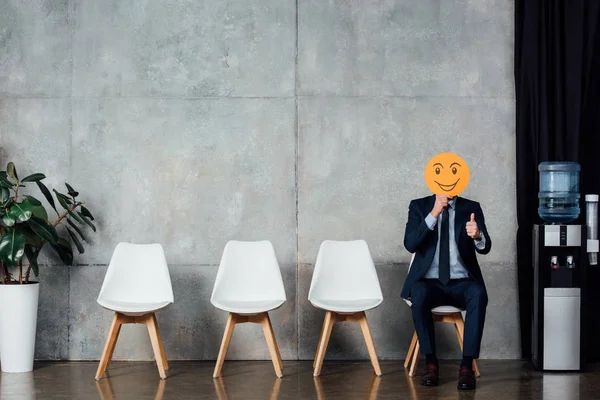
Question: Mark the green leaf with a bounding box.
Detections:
[68,211,84,224]
[20,225,44,247]
[24,244,40,277]
[2,214,15,227]
[22,197,48,221]
[21,173,46,183]
[78,212,97,232]
[29,216,58,244]
[7,162,18,181]
[0,176,13,188]
[80,206,94,221]
[8,202,33,222]
[50,237,73,265]
[53,190,71,210]
[54,190,72,204]
[66,228,84,254]
[0,231,25,267]
[65,183,79,198]
[36,181,57,213]
[24,195,42,206]
[67,218,87,242]
[30,205,48,221]
[1,187,10,205]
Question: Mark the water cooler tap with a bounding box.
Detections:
[551,256,559,270]
[567,256,575,269]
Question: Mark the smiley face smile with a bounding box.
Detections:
[434,179,460,192]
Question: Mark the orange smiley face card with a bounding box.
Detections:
[424,152,470,197]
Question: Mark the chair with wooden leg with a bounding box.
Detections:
[403,254,480,377]
[95,243,174,380]
[211,240,286,379]
[309,240,384,377]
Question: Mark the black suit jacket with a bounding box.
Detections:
[400,195,492,299]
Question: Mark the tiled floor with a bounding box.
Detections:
[0,360,597,399]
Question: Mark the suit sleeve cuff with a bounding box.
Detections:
[425,213,437,230]
[474,232,486,249]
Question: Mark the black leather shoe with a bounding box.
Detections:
[420,363,439,386]
[457,366,476,390]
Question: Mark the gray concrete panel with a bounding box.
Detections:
[72,0,296,97]
[70,98,297,266]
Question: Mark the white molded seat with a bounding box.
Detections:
[211,240,286,315]
[97,243,174,316]
[211,240,287,379]
[309,240,383,313]
[212,299,285,315]
[97,299,172,315]
[309,298,383,314]
[431,305,463,314]
[95,242,174,380]
[309,240,383,377]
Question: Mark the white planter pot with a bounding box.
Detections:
[0,283,39,373]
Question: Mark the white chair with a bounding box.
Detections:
[211,240,286,378]
[309,240,383,377]
[403,253,480,377]
[95,243,174,380]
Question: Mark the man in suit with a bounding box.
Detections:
[402,194,491,391]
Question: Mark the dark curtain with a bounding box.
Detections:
[515,0,600,361]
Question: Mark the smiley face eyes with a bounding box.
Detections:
[435,165,459,174]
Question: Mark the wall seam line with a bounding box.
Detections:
[294,0,300,362]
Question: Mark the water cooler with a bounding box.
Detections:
[532,162,597,371]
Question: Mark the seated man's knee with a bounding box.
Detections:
[468,283,488,307]
[410,281,431,310]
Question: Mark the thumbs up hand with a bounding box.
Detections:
[466,213,481,240]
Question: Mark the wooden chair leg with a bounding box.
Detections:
[405,331,418,368]
[95,313,123,380]
[409,340,420,377]
[313,311,335,377]
[145,313,167,379]
[152,314,169,371]
[264,313,283,372]
[213,313,237,378]
[260,313,284,378]
[454,313,480,377]
[104,319,123,372]
[313,319,326,368]
[357,312,382,376]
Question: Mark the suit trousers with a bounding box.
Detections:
[410,278,488,358]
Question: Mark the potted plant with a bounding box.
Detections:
[0,162,96,373]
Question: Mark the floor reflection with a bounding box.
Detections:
[213,375,281,400]
[313,370,382,400]
[96,376,166,400]
[0,361,595,400]
[541,374,580,400]
[0,372,36,400]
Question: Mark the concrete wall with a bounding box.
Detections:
[0,0,517,361]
